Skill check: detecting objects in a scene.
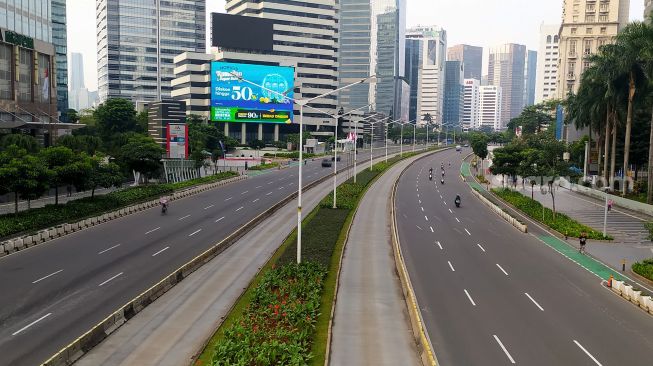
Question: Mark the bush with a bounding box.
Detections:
[0,171,238,239]
[476,175,489,184]
[263,152,317,159]
[249,162,279,171]
[645,222,653,241]
[492,188,610,240]
[212,262,326,366]
[632,259,653,281]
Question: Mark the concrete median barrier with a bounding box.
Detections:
[610,280,653,315]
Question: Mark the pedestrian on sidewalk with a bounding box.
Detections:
[66,185,72,197]
[579,231,587,254]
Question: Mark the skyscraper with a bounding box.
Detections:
[339,0,406,119]
[488,43,526,127]
[69,52,84,110]
[96,0,206,104]
[52,0,68,120]
[479,86,502,131]
[535,24,560,103]
[524,50,537,107]
[405,37,422,122]
[406,26,447,125]
[557,0,630,98]
[444,60,464,128]
[447,44,483,80]
[462,79,480,129]
[646,0,653,22]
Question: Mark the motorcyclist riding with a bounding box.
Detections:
[455,194,461,208]
[160,196,169,214]
[440,177,445,185]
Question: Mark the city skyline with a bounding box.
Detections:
[67,0,646,93]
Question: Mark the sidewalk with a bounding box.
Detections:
[0,186,118,215]
[329,157,420,365]
[484,170,653,270]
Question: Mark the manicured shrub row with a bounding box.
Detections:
[248,162,279,171]
[492,188,610,240]
[205,149,432,366]
[212,262,326,365]
[632,259,653,281]
[0,171,238,239]
[263,152,317,159]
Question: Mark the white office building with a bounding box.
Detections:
[479,85,502,131]
[406,26,447,126]
[535,23,560,104]
[462,78,480,129]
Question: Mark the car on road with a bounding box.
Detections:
[321,158,333,167]
[331,156,341,162]
[455,145,462,151]
[464,143,469,148]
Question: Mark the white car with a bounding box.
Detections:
[455,145,462,151]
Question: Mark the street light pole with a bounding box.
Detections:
[370,121,374,171]
[413,123,416,152]
[333,112,338,209]
[400,123,404,157]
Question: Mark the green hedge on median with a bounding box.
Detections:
[0,171,238,240]
[632,259,653,281]
[248,162,279,171]
[492,188,610,240]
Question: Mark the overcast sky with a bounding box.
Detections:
[67,0,646,92]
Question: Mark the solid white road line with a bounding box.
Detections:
[241,191,249,195]
[448,261,455,272]
[425,216,429,221]
[253,198,260,203]
[465,228,471,236]
[573,340,603,366]
[436,241,443,250]
[152,246,170,257]
[496,264,509,276]
[32,269,63,284]
[225,197,233,201]
[448,208,453,213]
[525,293,544,311]
[145,227,160,235]
[99,272,123,287]
[189,229,202,237]
[236,206,244,212]
[178,214,191,221]
[12,313,52,336]
[203,204,214,210]
[255,185,262,189]
[98,244,121,254]
[455,217,460,223]
[493,335,516,364]
[215,216,225,223]
[477,244,486,252]
[464,289,477,306]
[266,192,272,195]
[430,226,434,233]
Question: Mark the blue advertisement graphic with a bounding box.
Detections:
[210,62,295,124]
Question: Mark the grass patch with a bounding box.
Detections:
[492,188,611,240]
[632,258,653,281]
[0,171,238,240]
[248,162,279,171]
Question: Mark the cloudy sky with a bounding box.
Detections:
[67,0,646,92]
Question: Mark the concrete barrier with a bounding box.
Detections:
[23,236,33,247]
[14,237,24,251]
[4,239,14,253]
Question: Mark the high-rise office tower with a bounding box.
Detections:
[479,85,502,131]
[69,52,84,110]
[339,0,406,119]
[96,0,206,104]
[210,0,339,143]
[444,60,464,129]
[405,37,421,122]
[447,44,483,80]
[535,24,560,103]
[488,43,526,126]
[406,26,447,125]
[557,0,630,98]
[524,50,538,107]
[52,0,68,120]
[462,79,480,129]
[646,0,653,22]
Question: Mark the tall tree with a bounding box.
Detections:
[0,134,40,154]
[39,146,76,205]
[117,135,165,183]
[94,98,138,138]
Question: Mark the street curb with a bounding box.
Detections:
[0,175,246,259]
[390,151,452,366]
[40,149,411,366]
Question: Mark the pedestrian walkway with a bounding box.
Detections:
[0,186,118,215]
[330,157,420,366]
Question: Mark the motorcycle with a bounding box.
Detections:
[455,195,461,208]
[440,178,445,185]
[429,173,433,181]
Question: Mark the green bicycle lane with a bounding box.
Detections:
[460,160,629,283]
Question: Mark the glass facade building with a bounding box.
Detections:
[338,0,406,118]
[447,44,483,80]
[96,0,206,104]
[405,37,421,122]
[444,60,464,127]
[0,0,52,42]
[52,0,67,120]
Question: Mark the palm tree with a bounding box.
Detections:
[634,23,653,203]
[615,23,649,196]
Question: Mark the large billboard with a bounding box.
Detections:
[211,13,274,52]
[167,124,188,159]
[211,62,295,124]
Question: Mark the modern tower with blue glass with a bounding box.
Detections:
[51,0,67,121]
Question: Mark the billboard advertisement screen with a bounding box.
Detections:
[212,13,274,52]
[167,124,188,159]
[211,62,295,124]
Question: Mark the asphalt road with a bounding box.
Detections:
[0,145,403,366]
[395,148,653,366]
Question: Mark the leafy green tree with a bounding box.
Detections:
[94,98,138,138]
[87,156,123,197]
[57,135,102,155]
[117,135,165,183]
[136,111,149,134]
[249,139,266,150]
[489,142,524,184]
[507,104,555,136]
[39,146,76,205]
[469,133,488,172]
[67,109,79,123]
[0,134,40,153]
[0,146,51,212]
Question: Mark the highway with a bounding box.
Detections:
[395,148,653,366]
[0,146,402,366]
